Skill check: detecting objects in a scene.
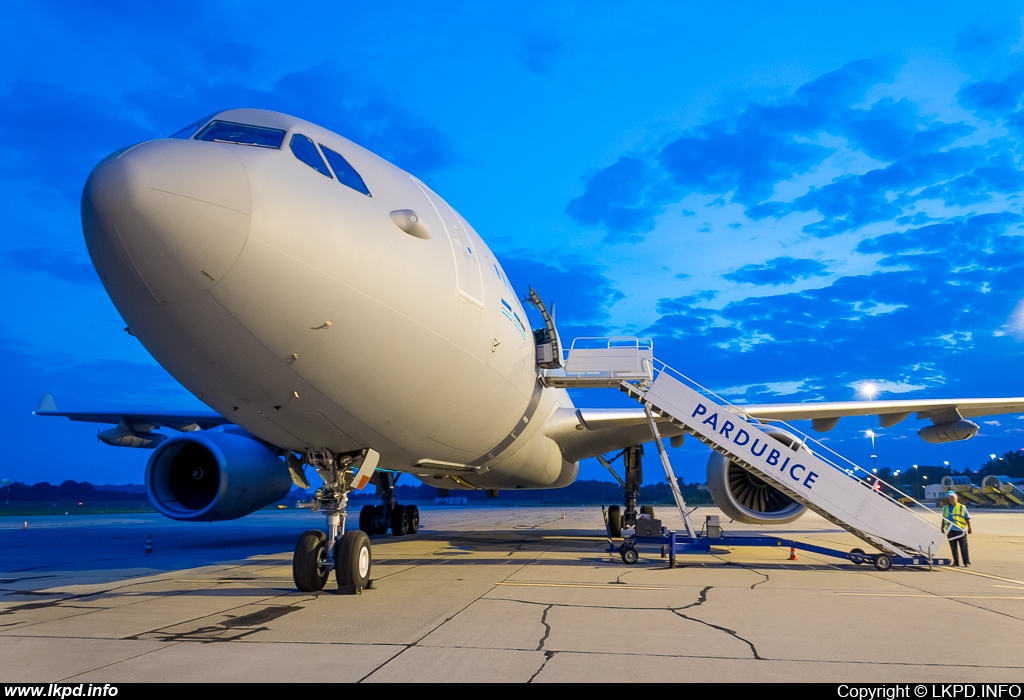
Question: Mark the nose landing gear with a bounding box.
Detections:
[291,448,376,594]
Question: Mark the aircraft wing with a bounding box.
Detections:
[545,408,685,463]
[735,398,1024,423]
[34,394,230,432]
[545,397,1024,462]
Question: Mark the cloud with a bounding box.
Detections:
[0,66,465,206]
[564,56,1024,246]
[849,379,929,395]
[856,211,1024,265]
[497,249,622,329]
[498,251,624,337]
[780,146,996,237]
[0,82,153,199]
[957,74,1024,117]
[565,58,898,240]
[1003,298,1024,340]
[638,204,1024,406]
[723,257,829,286]
[564,157,669,238]
[6,247,100,286]
[514,32,571,75]
[954,26,1020,56]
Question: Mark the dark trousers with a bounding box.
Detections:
[947,529,970,565]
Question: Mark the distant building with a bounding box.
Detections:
[435,497,469,505]
[697,484,709,491]
[924,484,947,501]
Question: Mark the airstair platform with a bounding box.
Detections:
[544,338,947,560]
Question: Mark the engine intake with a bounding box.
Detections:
[705,425,807,524]
[145,429,292,521]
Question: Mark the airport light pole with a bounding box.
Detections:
[867,430,878,472]
[860,382,879,473]
[1,478,9,506]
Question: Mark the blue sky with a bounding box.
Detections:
[4,1,1024,485]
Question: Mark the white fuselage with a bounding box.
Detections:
[82,109,578,490]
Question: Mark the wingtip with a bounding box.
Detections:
[37,393,57,413]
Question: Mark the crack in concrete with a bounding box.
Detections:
[722,561,771,589]
[671,608,763,660]
[537,604,553,650]
[496,585,764,661]
[675,585,711,610]
[670,585,762,659]
[358,521,581,683]
[528,650,555,683]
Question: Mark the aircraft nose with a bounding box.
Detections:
[82,139,252,304]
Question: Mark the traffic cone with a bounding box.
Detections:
[562,513,566,520]
[145,535,153,554]
[22,520,27,530]
[788,546,798,561]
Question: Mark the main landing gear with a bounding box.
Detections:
[357,471,420,537]
[605,445,655,538]
[292,449,374,594]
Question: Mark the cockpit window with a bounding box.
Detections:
[289,134,333,178]
[320,144,371,196]
[195,121,286,149]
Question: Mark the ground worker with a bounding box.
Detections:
[941,491,972,567]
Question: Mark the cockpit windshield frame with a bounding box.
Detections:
[195,121,287,149]
[169,113,218,140]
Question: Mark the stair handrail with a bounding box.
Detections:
[643,357,948,533]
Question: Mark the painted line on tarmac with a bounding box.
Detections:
[942,568,1024,586]
[495,581,669,590]
[837,593,1024,599]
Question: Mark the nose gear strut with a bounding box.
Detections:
[292,448,376,594]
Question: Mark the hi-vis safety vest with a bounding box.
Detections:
[943,503,969,532]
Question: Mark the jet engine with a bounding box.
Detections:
[918,420,978,444]
[705,425,807,524]
[145,428,292,521]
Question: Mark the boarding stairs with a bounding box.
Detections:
[543,338,946,559]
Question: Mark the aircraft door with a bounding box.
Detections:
[416,183,485,308]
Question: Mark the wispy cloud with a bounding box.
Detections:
[724,257,830,286]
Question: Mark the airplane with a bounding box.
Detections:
[37,108,1024,593]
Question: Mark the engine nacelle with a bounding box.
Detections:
[918,420,979,444]
[145,429,292,521]
[706,425,807,524]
